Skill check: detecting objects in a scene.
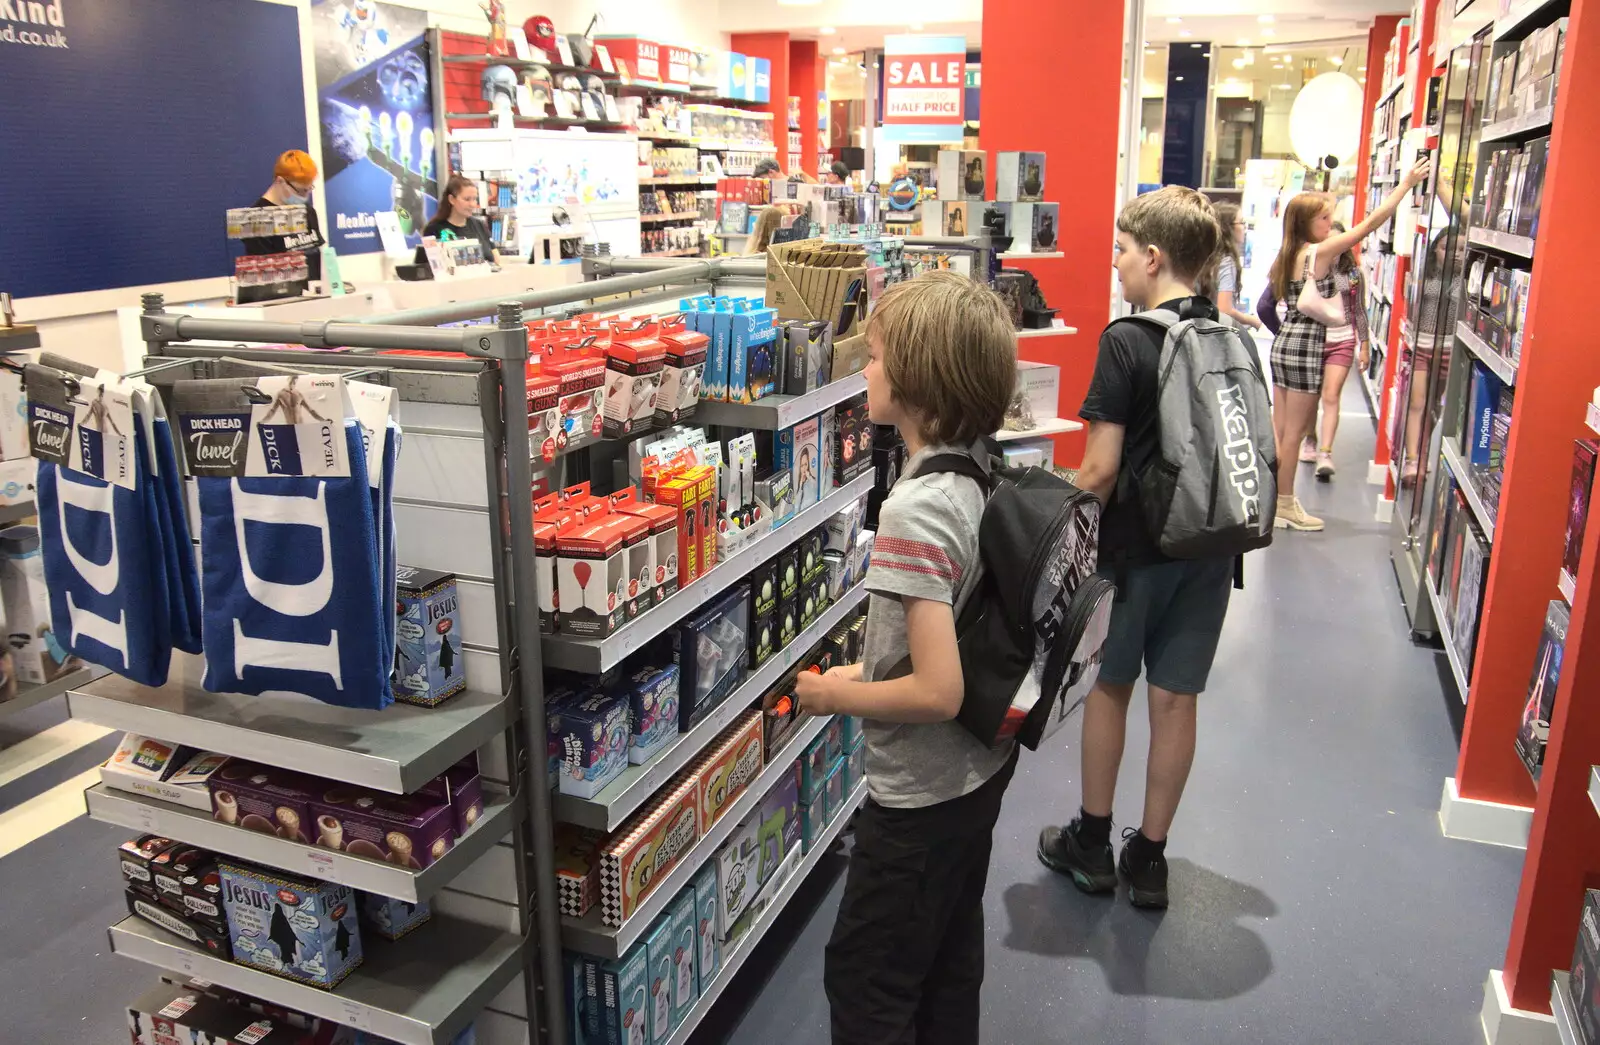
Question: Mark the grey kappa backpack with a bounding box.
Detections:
[1112,308,1278,558]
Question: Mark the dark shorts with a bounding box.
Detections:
[1098,557,1233,694]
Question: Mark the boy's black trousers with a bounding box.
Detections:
[824,751,1018,1045]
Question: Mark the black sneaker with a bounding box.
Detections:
[1117,828,1169,909]
[1037,818,1116,894]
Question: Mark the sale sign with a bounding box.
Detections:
[881,34,967,143]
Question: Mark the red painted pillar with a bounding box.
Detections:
[980,0,1124,466]
[789,40,820,180]
[730,33,791,143]
[1353,16,1401,226]
[1464,1,1600,1011]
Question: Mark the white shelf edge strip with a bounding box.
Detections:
[1424,568,1470,703]
[561,712,836,956]
[86,783,518,904]
[1441,438,1497,545]
[555,584,867,831]
[664,780,867,1045]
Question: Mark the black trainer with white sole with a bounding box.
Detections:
[1118,829,1170,909]
[1037,819,1116,894]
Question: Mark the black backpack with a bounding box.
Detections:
[908,450,1115,750]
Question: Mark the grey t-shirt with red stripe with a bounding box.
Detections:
[861,442,1017,808]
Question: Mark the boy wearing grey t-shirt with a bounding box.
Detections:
[773,272,1018,1045]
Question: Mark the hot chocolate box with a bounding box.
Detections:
[207,759,318,844]
[308,786,458,869]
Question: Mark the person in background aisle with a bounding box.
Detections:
[1267,159,1429,531]
[416,175,500,267]
[752,157,783,179]
[827,160,850,186]
[1212,203,1262,331]
[1304,223,1373,481]
[1256,280,1283,335]
[778,271,1018,1045]
[1035,186,1234,911]
[242,149,325,282]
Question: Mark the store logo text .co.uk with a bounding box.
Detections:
[1,0,67,49]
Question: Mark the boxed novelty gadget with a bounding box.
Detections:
[557,514,633,637]
[714,811,761,939]
[555,823,605,918]
[673,584,751,730]
[603,335,667,440]
[126,983,309,1045]
[393,565,466,707]
[207,760,317,844]
[594,944,649,1045]
[776,417,823,512]
[359,892,432,941]
[1572,887,1600,1045]
[693,864,720,992]
[102,735,226,811]
[936,150,987,201]
[995,151,1047,201]
[551,692,631,798]
[668,885,699,1028]
[782,320,832,395]
[613,662,681,765]
[611,491,682,606]
[600,774,701,926]
[686,710,765,832]
[755,761,802,887]
[646,914,676,1043]
[656,325,710,426]
[308,785,457,868]
[1516,599,1570,783]
[218,859,363,989]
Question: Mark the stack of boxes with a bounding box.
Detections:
[927,149,1057,254]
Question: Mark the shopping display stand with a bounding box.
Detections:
[59,255,881,1045]
[1348,0,1600,1036]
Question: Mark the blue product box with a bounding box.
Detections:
[846,736,866,795]
[1467,363,1503,469]
[582,955,604,1045]
[218,860,363,989]
[704,299,735,401]
[554,693,630,798]
[751,56,772,103]
[615,663,681,766]
[645,915,675,1044]
[547,682,599,789]
[729,300,778,405]
[393,565,466,707]
[599,944,650,1045]
[692,864,719,994]
[668,886,699,1028]
[840,715,862,750]
[358,891,431,941]
[800,732,830,800]
[756,761,801,888]
[567,953,591,1045]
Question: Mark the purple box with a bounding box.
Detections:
[206,759,317,844]
[420,755,487,837]
[308,787,457,869]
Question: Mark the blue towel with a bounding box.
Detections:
[36,419,173,687]
[374,420,401,666]
[198,421,391,708]
[151,415,203,654]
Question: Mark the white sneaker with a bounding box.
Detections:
[1315,451,1336,481]
[1275,496,1325,531]
[1298,438,1317,463]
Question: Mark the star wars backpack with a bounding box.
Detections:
[907,450,1114,750]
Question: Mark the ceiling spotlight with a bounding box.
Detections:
[1282,54,1293,61]
[1179,29,1193,38]
[1331,56,1343,66]
[819,26,835,34]
[1176,75,1185,81]
[1232,58,1246,69]
[1166,16,1182,23]
[1276,82,1292,89]
[1202,51,1212,57]
[832,46,846,55]
[1258,14,1275,23]
[1358,65,1367,71]
[1190,42,1201,48]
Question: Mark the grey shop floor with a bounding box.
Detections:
[0,380,1525,1044]
[690,382,1526,1045]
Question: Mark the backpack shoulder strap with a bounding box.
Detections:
[1109,309,1180,334]
[912,452,989,486]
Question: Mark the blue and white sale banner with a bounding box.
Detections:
[311,1,440,254]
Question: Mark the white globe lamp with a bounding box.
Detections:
[1289,72,1365,171]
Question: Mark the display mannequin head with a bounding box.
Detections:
[265,150,318,206]
[439,175,480,225]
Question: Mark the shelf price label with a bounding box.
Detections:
[337,999,373,1031]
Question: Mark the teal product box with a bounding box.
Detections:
[802,791,827,852]
[822,716,844,765]
[692,864,719,994]
[645,916,675,1044]
[704,299,736,401]
[756,760,802,887]
[567,953,592,1045]
[613,663,680,766]
[668,886,698,1028]
[729,300,779,404]
[393,565,466,707]
[358,891,431,941]
[582,955,603,1045]
[598,944,650,1045]
[800,731,830,800]
[823,756,847,824]
[846,736,866,795]
[553,693,630,798]
[840,715,862,750]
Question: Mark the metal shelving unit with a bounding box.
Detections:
[1467,226,1536,259]
[554,585,866,832]
[0,666,99,722]
[541,471,876,674]
[1441,437,1498,544]
[663,780,867,1045]
[1425,568,1471,701]
[1455,321,1518,386]
[995,418,1084,442]
[86,783,520,904]
[690,373,866,430]
[109,913,521,1045]
[1481,105,1556,142]
[561,711,836,958]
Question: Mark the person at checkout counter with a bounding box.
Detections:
[416,175,500,269]
[242,150,325,284]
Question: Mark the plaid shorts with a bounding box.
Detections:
[1271,276,1332,393]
